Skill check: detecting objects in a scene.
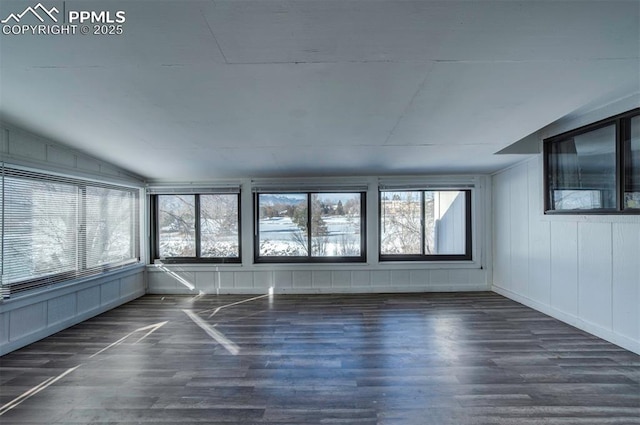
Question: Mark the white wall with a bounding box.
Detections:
[147,264,489,294]
[492,155,640,354]
[147,177,492,295]
[0,122,147,355]
[0,267,145,355]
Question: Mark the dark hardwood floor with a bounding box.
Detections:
[1,292,639,424]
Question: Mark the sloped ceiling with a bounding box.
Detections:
[0,0,638,181]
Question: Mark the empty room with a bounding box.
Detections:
[0,0,639,424]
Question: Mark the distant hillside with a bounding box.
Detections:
[259,194,306,206]
[259,193,358,205]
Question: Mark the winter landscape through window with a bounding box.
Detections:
[256,192,365,262]
[155,194,240,262]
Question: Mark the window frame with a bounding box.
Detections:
[151,193,242,264]
[623,113,640,210]
[543,108,640,215]
[254,191,367,264]
[378,189,473,262]
[1,166,141,298]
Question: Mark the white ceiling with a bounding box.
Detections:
[0,0,638,181]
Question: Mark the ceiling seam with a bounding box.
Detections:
[201,6,229,65]
[382,62,435,146]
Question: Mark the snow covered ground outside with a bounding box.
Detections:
[259,215,360,257]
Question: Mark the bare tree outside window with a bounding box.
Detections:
[155,193,240,260]
[86,187,135,267]
[158,195,196,257]
[380,191,421,255]
[3,179,79,283]
[200,194,239,258]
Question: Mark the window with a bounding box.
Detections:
[200,194,241,258]
[153,193,240,262]
[546,125,616,210]
[625,115,640,209]
[86,186,138,268]
[157,195,196,257]
[380,190,471,261]
[545,108,640,213]
[255,192,365,262]
[0,166,140,298]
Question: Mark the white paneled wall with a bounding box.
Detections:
[0,122,143,183]
[492,156,640,354]
[147,265,489,294]
[0,267,146,355]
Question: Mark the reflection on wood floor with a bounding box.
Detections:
[1,292,639,424]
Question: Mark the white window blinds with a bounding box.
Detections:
[1,165,140,298]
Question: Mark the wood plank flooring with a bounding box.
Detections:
[1,292,639,424]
